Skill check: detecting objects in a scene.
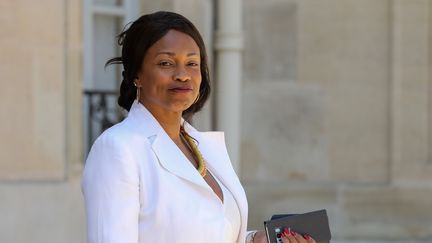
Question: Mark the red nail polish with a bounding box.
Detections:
[291,230,297,236]
[283,228,290,236]
[304,234,311,240]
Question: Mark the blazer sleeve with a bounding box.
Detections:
[81,133,140,243]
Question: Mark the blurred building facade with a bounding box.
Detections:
[1,0,432,242]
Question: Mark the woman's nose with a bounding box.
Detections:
[173,66,190,82]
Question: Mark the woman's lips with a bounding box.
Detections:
[169,87,193,93]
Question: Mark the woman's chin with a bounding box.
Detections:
[157,103,193,115]
[168,100,195,112]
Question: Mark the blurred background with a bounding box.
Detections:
[1,0,432,242]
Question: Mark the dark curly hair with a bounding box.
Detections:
[105,11,210,121]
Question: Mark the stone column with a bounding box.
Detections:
[215,0,244,172]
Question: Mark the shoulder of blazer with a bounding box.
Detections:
[87,115,154,165]
[182,122,225,147]
[95,119,146,146]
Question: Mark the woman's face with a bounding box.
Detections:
[137,29,202,116]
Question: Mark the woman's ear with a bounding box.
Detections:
[133,77,141,87]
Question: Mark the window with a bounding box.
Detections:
[83,0,139,155]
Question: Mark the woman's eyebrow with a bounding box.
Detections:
[156,51,199,57]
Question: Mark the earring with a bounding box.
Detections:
[133,81,141,101]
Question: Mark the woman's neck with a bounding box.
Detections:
[141,102,183,142]
[156,113,182,141]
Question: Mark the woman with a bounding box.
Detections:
[82,11,315,243]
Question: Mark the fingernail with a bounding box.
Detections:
[283,228,291,236]
[304,234,311,240]
[291,230,297,236]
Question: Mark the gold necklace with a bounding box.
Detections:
[180,127,207,177]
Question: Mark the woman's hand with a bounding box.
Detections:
[251,229,316,243]
[279,228,316,243]
[251,230,267,243]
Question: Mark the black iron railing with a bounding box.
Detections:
[84,90,125,154]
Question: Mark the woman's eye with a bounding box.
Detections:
[158,61,172,66]
[188,62,199,67]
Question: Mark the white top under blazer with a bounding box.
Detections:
[211,171,241,242]
[81,101,249,243]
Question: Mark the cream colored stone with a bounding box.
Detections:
[242,0,432,241]
[140,0,174,13]
[241,82,328,182]
[340,186,432,240]
[65,0,84,176]
[390,0,432,184]
[297,0,391,182]
[244,0,298,82]
[0,178,85,243]
[0,0,66,180]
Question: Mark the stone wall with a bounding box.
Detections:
[0,0,67,180]
[0,0,85,242]
[242,0,432,241]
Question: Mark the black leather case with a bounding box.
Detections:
[264,209,331,243]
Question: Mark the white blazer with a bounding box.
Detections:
[82,101,249,243]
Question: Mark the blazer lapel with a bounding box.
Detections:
[186,125,246,201]
[127,101,211,191]
[151,131,211,190]
[185,125,248,242]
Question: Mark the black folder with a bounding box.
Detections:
[264,209,331,243]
